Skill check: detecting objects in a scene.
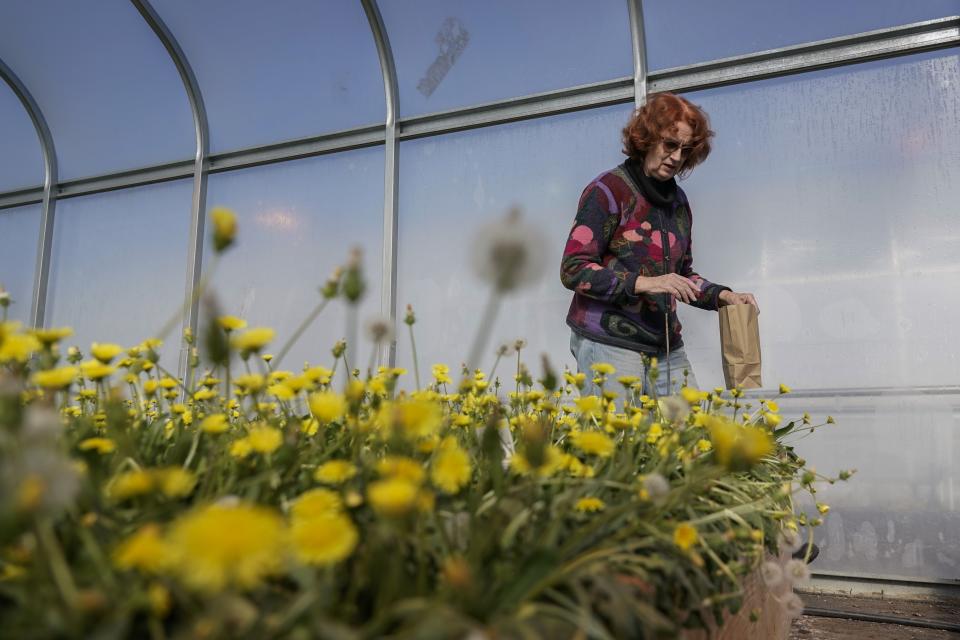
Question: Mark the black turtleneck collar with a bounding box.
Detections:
[623,156,677,209]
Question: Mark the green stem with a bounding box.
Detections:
[36,517,78,612]
[408,324,422,390]
[154,253,221,343]
[463,289,500,380]
[273,298,331,368]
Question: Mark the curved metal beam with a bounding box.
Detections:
[627,0,649,108]
[131,0,210,373]
[0,56,58,328]
[361,0,400,368]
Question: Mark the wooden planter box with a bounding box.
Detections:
[682,562,792,640]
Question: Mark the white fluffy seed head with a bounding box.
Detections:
[470,207,547,293]
[643,472,670,501]
[760,561,784,588]
[778,528,803,554]
[785,558,811,584]
[782,592,805,619]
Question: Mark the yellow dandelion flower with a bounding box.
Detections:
[368,478,419,517]
[154,467,197,498]
[309,392,346,423]
[303,366,333,384]
[81,360,115,381]
[193,388,216,401]
[247,425,282,454]
[31,327,73,345]
[108,470,155,501]
[299,418,319,436]
[704,415,773,470]
[391,397,442,440]
[210,207,238,253]
[430,440,472,494]
[314,460,358,485]
[31,366,79,390]
[340,380,362,404]
[142,379,159,397]
[200,413,229,434]
[291,488,343,520]
[166,503,285,592]
[574,497,606,513]
[233,374,265,393]
[78,437,116,455]
[575,395,604,418]
[674,523,698,551]
[431,363,452,384]
[509,445,565,478]
[269,370,292,383]
[90,342,124,364]
[680,386,704,406]
[779,383,791,394]
[290,513,358,566]
[267,383,295,401]
[376,456,425,484]
[696,438,712,452]
[231,327,275,354]
[113,524,170,574]
[646,422,663,444]
[570,431,615,457]
[0,332,41,363]
[229,438,252,459]
[282,375,308,393]
[217,315,247,332]
[763,412,781,428]
[589,362,616,375]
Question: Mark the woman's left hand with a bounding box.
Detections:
[718,290,759,314]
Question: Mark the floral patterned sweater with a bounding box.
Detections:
[560,160,730,354]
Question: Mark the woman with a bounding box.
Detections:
[561,92,758,398]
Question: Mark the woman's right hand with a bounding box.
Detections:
[634,274,700,303]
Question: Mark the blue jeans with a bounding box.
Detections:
[569,331,698,402]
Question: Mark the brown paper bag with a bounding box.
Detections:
[719,304,762,389]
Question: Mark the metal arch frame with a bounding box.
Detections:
[2,15,955,213]
[627,0,648,108]
[0,6,956,590]
[361,0,400,369]
[131,0,210,376]
[0,57,58,328]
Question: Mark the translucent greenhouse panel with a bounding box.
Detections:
[0,1,194,180]
[378,0,633,118]
[203,148,384,373]
[0,82,43,192]
[643,0,959,71]
[0,205,40,325]
[153,0,384,154]
[672,50,960,581]
[395,104,635,385]
[45,181,193,372]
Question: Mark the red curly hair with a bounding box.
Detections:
[621,92,714,178]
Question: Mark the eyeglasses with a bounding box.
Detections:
[661,137,695,157]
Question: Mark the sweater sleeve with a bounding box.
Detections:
[677,201,730,311]
[560,181,642,305]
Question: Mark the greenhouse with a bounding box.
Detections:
[0,0,958,638]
